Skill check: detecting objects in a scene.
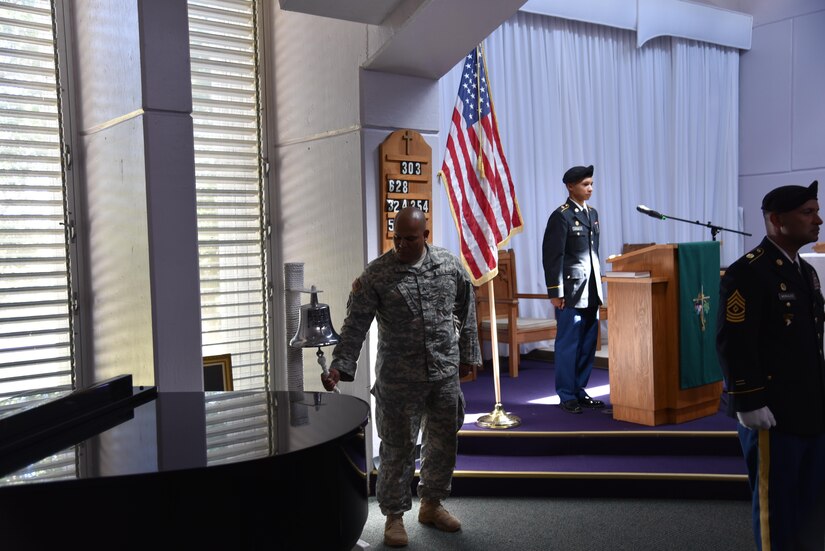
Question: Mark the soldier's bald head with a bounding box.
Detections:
[393,207,429,264]
[396,207,426,231]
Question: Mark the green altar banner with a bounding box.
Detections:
[678,241,723,389]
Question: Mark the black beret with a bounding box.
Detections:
[761,180,818,213]
[563,165,594,184]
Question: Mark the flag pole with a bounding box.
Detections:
[476,279,521,428]
[475,45,485,179]
[439,44,523,428]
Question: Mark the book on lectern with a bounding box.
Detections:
[604,271,651,278]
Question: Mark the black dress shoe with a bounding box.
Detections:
[578,396,605,409]
[559,399,583,414]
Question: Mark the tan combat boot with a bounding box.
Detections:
[384,513,408,547]
[418,498,461,532]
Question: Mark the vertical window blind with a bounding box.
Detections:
[0,0,75,484]
[0,0,73,400]
[188,0,269,391]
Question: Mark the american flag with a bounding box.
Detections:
[439,46,523,285]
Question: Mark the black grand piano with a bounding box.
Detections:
[0,375,370,550]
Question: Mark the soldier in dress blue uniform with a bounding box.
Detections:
[717,180,825,551]
[541,165,605,414]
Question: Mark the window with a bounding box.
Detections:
[0,0,73,399]
[188,0,269,391]
[1,0,274,480]
[0,0,76,484]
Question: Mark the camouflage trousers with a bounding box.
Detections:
[372,375,465,515]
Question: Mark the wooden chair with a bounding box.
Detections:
[475,249,557,378]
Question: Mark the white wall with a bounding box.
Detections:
[267,7,372,395]
[739,2,825,252]
[266,6,444,403]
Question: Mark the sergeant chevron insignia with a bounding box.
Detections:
[726,290,746,323]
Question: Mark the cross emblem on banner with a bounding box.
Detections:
[693,286,710,332]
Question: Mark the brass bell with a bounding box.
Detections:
[289,285,340,349]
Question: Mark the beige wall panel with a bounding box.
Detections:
[739,20,792,177]
[268,4,370,394]
[738,5,825,252]
[83,117,154,386]
[144,113,203,391]
[741,0,824,26]
[270,7,367,143]
[275,133,365,392]
[360,69,440,132]
[70,0,143,130]
[137,0,193,113]
[791,10,825,171]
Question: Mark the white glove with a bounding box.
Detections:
[736,406,776,430]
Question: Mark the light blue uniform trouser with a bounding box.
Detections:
[738,426,825,550]
[553,304,599,403]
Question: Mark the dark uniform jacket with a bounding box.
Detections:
[717,237,825,436]
[542,198,601,309]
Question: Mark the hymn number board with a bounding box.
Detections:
[379,129,433,253]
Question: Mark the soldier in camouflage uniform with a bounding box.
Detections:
[323,207,481,547]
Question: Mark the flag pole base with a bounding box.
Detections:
[475,403,521,429]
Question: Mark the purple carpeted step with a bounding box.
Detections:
[445,452,750,499]
[462,357,738,434]
[457,432,743,457]
[453,453,747,477]
[451,356,747,495]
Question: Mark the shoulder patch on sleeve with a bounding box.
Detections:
[351,277,362,293]
[725,289,746,323]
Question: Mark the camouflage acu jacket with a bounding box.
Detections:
[330,245,481,383]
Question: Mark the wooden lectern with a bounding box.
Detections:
[606,244,722,426]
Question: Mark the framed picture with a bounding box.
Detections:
[203,353,233,391]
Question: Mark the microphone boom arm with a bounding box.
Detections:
[636,205,751,241]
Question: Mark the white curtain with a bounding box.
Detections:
[435,11,742,340]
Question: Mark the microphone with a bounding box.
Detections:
[636,204,666,220]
